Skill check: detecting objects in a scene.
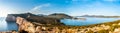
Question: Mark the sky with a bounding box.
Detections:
[0,0,120,17]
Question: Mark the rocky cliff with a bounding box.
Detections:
[16,17,35,33]
[6,14,16,22]
[6,13,37,22]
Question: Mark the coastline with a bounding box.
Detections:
[1,13,120,33]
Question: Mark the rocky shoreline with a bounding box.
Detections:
[1,13,120,33]
[2,17,120,33]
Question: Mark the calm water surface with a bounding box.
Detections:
[61,17,120,26]
[0,17,18,32]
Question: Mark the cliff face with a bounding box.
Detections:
[5,13,30,22]
[6,14,16,22]
[6,13,37,22]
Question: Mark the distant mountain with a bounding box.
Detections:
[78,15,120,18]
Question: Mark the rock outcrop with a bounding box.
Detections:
[16,17,35,33]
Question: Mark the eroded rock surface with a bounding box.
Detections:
[16,17,35,33]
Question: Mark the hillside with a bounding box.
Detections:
[48,13,73,19]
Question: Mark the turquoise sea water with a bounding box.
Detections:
[61,17,120,26]
[0,17,18,32]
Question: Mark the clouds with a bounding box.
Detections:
[0,7,11,17]
[29,3,69,15]
[32,3,51,11]
[29,3,51,14]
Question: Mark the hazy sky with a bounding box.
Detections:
[0,0,120,17]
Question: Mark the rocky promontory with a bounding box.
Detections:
[5,13,37,22]
[5,13,73,22]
